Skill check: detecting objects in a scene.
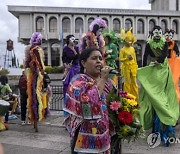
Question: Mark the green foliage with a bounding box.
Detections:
[45,66,64,74]
[0,69,9,75]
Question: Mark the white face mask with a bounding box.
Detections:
[164,32,174,41]
[153,29,162,37]
[69,37,76,44]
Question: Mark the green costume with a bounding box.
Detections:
[105,42,118,69]
[138,59,179,130]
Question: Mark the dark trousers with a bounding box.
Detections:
[20,93,28,121]
[5,111,9,122]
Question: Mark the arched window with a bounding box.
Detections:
[36,17,44,33]
[51,43,60,66]
[137,19,144,34]
[113,18,121,33]
[161,20,167,33]
[62,17,71,33]
[75,18,83,33]
[172,20,178,34]
[134,43,142,67]
[125,19,132,31]
[149,19,155,32]
[88,17,94,28]
[49,17,57,32]
[102,18,108,26]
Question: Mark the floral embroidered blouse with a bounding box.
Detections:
[63,74,112,153]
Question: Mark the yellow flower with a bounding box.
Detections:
[123,105,130,112]
[121,125,131,136]
[127,99,137,106]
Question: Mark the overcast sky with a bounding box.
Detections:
[0,0,151,66]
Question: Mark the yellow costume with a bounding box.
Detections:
[119,28,138,100]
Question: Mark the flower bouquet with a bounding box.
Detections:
[106,88,144,149]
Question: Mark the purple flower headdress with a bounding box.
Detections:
[30,32,43,45]
[89,17,107,32]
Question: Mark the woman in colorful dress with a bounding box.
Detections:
[138,26,179,146]
[62,35,80,116]
[24,32,45,132]
[63,48,113,154]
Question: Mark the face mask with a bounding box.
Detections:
[69,37,76,44]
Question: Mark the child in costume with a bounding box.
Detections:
[164,29,180,102]
[138,26,179,146]
[119,28,138,100]
[24,32,45,132]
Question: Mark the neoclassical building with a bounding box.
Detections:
[8,0,180,67]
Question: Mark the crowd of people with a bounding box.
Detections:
[0,17,180,153]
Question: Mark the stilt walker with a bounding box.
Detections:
[24,32,45,132]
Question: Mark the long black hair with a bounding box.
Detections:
[79,47,102,73]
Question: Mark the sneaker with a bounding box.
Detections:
[21,121,26,125]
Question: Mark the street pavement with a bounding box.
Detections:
[0,111,180,154]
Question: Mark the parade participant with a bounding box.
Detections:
[80,17,107,57]
[164,29,180,102]
[138,25,179,146]
[0,75,12,124]
[64,48,113,154]
[62,35,80,116]
[119,28,138,100]
[24,32,45,132]
[18,70,28,125]
[103,31,119,86]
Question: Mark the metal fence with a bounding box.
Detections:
[50,79,64,111]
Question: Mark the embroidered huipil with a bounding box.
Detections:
[64,74,111,153]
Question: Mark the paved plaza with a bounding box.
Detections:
[0,111,180,154]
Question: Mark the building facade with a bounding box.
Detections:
[8,0,180,67]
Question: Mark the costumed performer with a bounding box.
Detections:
[80,17,107,58]
[103,31,119,86]
[137,25,179,146]
[164,29,180,102]
[119,28,138,101]
[24,32,45,132]
[62,35,80,116]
